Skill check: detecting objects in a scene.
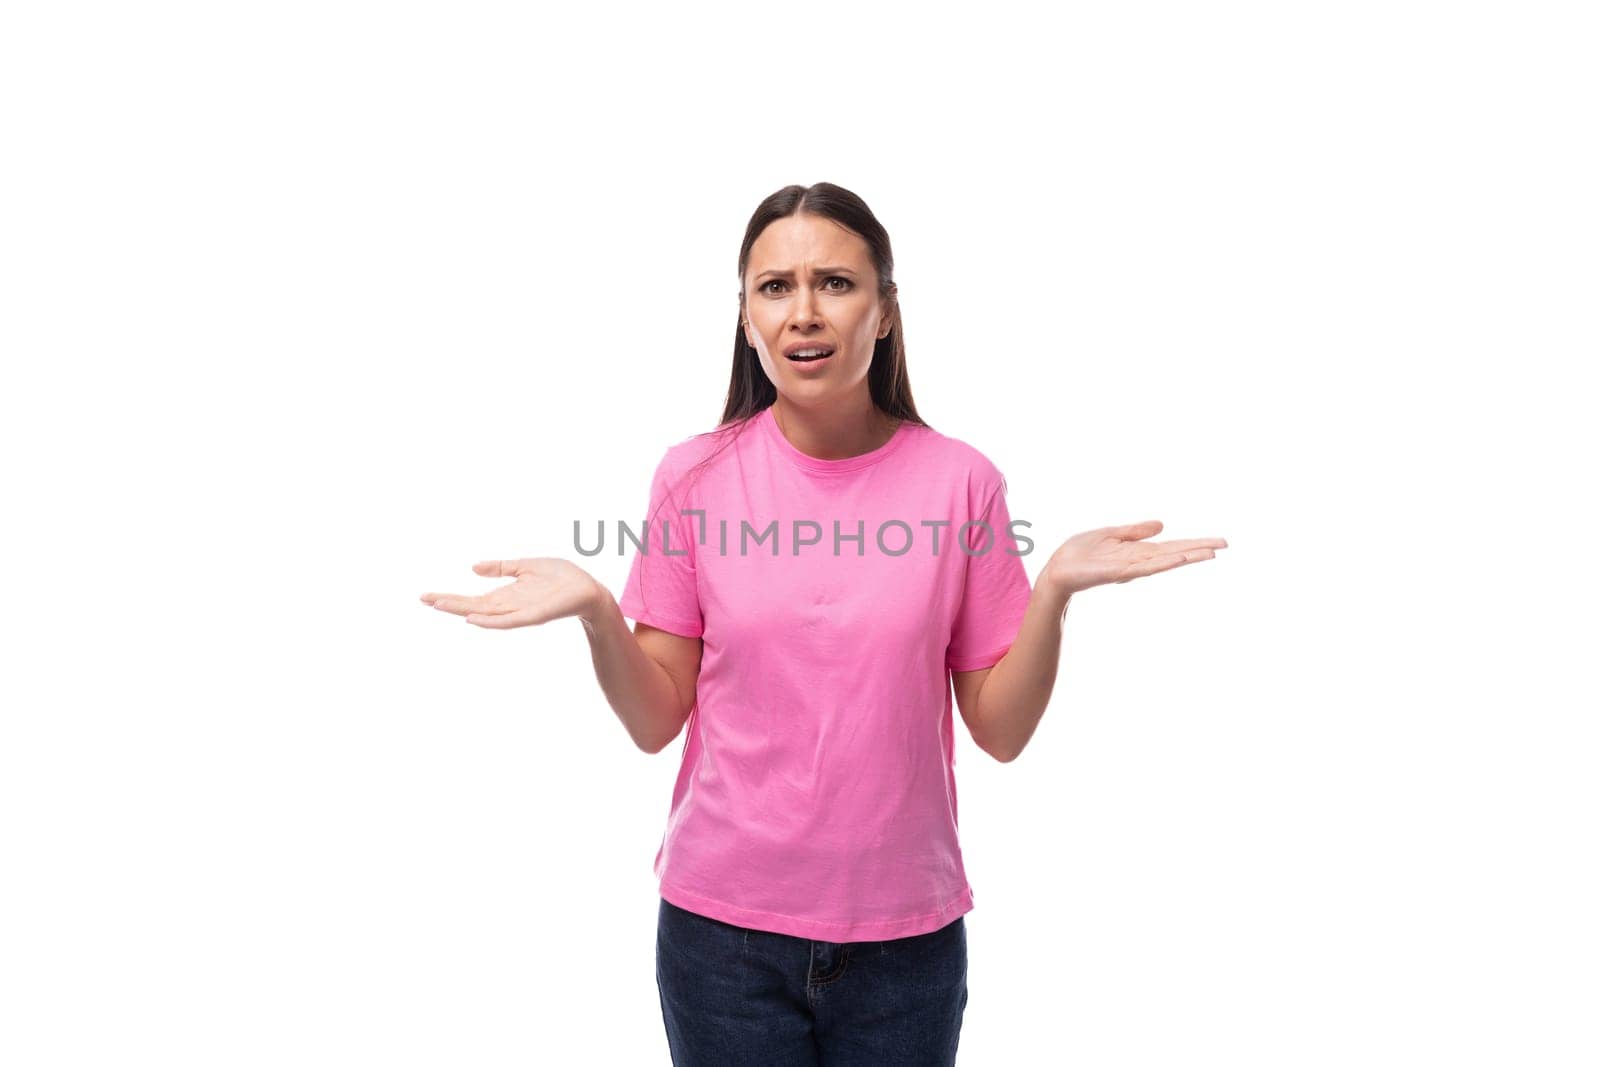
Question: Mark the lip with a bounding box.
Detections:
[783,341,839,358]
[786,352,832,372]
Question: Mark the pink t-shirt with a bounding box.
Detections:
[618,404,1032,941]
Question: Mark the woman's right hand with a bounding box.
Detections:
[420,558,605,629]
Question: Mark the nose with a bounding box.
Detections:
[788,287,823,330]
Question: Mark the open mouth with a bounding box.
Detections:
[786,346,836,363]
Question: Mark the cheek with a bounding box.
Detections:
[849,309,880,347]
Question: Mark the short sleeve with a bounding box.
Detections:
[617,450,704,639]
[945,474,1033,672]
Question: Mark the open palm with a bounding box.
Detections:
[1042,520,1227,598]
[420,558,601,629]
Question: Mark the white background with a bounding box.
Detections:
[3,2,1596,1064]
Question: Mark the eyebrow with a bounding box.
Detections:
[753,266,860,281]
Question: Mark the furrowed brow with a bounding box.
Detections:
[754,265,860,281]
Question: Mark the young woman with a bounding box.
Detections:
[421,182,1227,1065]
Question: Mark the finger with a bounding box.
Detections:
[1151,537,1228,553]
[473,559,528,578]
[429,593,497,616]
[1110,519,1163,540]
[466,608,541,629]
[425,560,523,603]
[1116,549,1215,582]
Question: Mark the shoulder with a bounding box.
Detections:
[902,420,1013,497]
[648,414,760,497]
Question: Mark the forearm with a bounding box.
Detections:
[974,581,1072,762]
[579,587,691,754]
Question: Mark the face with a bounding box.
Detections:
[741,214,894,404]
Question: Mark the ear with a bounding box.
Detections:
[877,290,898,340]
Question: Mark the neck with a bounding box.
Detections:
[772,395,900,461]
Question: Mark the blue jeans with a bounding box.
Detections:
[655,897,969,1065]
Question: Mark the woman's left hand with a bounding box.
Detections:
[1040,520,1227,599]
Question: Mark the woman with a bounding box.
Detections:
[421,182,1227,1065]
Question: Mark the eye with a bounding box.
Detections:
[757,277,853,295]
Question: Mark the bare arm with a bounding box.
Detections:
[951,585,1069,763]
[421,557,701,755]
[952,520,1227,763]
[580,587,702,754]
